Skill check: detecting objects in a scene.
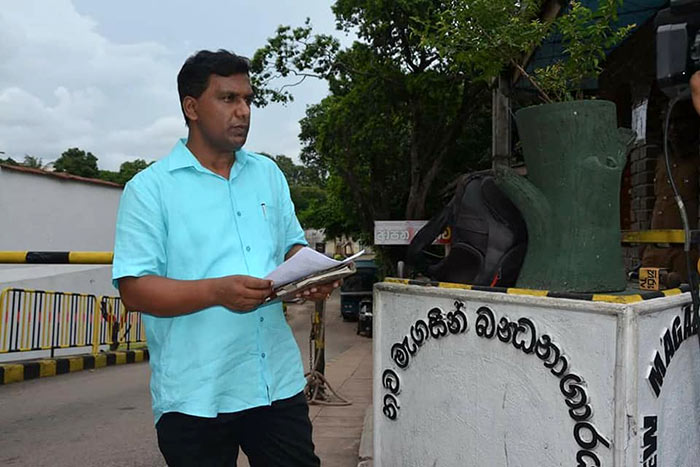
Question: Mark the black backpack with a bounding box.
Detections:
[406,170,528,287]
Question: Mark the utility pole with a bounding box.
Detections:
[312,300,325,374]
[304,297,351,406]
[492,74,512,168]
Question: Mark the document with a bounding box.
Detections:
[265,247,365,301]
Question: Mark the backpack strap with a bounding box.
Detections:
[406,171,484,269]
[405,200,452,268]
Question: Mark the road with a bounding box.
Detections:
[0,291,366,467]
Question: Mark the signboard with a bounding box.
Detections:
[632,98,648,143]
[374,220,450,246]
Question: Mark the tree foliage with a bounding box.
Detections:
[51,147,151,184]
[99,159,152,184]
[22,155,44,168]
[252,0,492,246]
[0,156,19,166]
[3,146,150,185]
[424,0,633,102]
[0,155,44,168]
[531,0,633,101]
[261,153,331,231]
[53,147,100,178]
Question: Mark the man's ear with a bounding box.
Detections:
[182,96,198,122]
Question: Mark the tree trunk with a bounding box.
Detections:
[404,80,483,220]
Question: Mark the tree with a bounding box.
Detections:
[260,152,332,229]
[22,155,43,168]
[53,148,99,178]
[99,159,152,185]
[0,156,19,166]
[116,159,151,184]
[265,153,324,187]
[0,155,44,168]
[252,0,492,240]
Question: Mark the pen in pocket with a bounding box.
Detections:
[261,202,267,219]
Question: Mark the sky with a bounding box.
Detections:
[0,0,350,171]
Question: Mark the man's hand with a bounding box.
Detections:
[211,275,274,312]
[295,280,341,302]
[691,71,700,115]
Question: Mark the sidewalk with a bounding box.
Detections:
[309,338,373,467]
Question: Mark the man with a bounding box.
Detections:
[112,50,335,466]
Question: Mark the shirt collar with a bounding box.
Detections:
[167,138,249,180]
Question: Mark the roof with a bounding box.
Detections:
[521,0,670,88]
[0,163,124,189]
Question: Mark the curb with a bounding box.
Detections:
[357,404,373,467]
[0,349,149,385]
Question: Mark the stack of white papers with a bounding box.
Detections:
[264,247,365,301]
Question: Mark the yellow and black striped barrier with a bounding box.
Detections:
[0,349,149,385]
[0,287,148,385]
[385,278,690,305]
[0,251,113,264]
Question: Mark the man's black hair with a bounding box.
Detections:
[177,49,251,125]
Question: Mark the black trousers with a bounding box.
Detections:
[156,392,320,467]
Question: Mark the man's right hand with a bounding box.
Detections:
[211,275,274,312]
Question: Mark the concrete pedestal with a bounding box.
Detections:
[373,281,700,467]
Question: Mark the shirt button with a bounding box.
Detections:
[246,246,251,252]
[237,211,241,216]
[260,316,264,323]
[261,353,266,358]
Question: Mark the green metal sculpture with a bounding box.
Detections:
[495,100,634,292]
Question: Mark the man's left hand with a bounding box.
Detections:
[295,280,341,302]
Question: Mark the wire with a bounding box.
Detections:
[662,95,700,351]
[663,97,691,251]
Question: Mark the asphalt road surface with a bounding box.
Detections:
[0,291,366,467]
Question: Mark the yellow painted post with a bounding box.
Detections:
[78,295,85,346]
[0,288,8,352]
[42,291,53,350]
[20,290,28,351]
[60,293,69,348]
[92,296,101,354]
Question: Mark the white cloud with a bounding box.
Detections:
[0,0,341,170]
[0,0,180,170]
[103,116,185,167]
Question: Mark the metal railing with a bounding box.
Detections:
[0,288,145,357]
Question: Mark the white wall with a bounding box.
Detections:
[303,228,370,257]
[0,166,122,251]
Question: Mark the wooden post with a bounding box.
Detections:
[492,74,511,168]
[312,300,325,375]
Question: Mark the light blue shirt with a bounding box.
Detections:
[112,139,308,424]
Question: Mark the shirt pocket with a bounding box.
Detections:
[257,199,281,255]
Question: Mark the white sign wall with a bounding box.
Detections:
[373,283,700,467]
